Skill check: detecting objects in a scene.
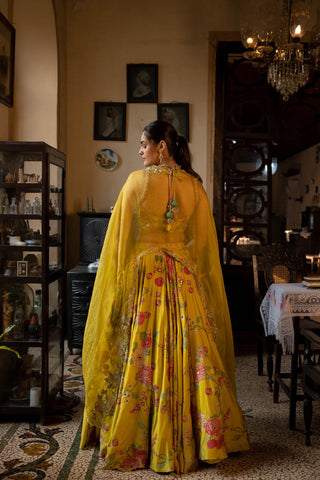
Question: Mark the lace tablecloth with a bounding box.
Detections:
[260,283,320,354]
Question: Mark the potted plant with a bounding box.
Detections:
[0,325,21,400]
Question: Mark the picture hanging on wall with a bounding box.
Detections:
[94,102,126,141]
[157,103,189,141]
[127,64,158,103]
[0,11,15,107]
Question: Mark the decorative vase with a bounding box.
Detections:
[28,314,39,339]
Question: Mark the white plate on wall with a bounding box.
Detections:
[95,149,118,171]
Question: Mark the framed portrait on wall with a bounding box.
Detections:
[93,102,126,141]
[157,102,189,141]
[127,64,158,103]
[0,11,15,107]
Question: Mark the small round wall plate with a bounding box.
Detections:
[95,148,118,171]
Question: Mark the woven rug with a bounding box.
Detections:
[0,352,319,479]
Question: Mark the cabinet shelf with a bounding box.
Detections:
[0,214,62,219]
[0,268,63,283]
[0,214,42,219]
[0,326,62,349]
[0,243,62,249]
[0,275,43,282]
[0,338,42,348]
[0,182,43,191]
[0,404,41,413]
[0,244,42,250]
[0,141,65,424]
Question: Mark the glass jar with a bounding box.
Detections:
[53,199,60,216]
[18,192,26,214]
[9,197,18,214]
[24,199,32,214]
[32,197,41,215]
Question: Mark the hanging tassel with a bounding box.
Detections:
[166,167,179,230]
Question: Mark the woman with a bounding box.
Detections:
[80,121,249,473]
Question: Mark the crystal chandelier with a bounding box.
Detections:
[240,0,320,101]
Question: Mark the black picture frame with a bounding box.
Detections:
[93,102,126,141]
[127,64,158,103]
[157,103,190,141]
[0,11,15,107]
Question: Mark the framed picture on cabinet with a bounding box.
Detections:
[93,102,126,141]
[17,261,28,277]
[127,64,158,103]
[157,102,189,141]
[0,11,15,107]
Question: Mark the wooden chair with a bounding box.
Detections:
[301,327,320,446]
[253,243,320,430]
[252,242,305,391]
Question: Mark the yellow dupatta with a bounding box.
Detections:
[80,167,235,447]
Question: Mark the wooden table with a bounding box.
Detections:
[260,283,320,429]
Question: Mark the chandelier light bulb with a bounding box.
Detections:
[243,35,258,49]
[290,19,306,39]
[241,27,258,50]
[258,28,273,44]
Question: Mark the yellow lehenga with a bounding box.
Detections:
[80,166,249,473]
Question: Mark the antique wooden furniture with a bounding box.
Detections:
[301,327,320,446]
[77,212,111,264]
[66,212,110,353]
[67,265,96,353]
[0,141,65,423]
[260,282,320,430]
[252,243,305,388]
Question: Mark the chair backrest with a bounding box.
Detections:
[252,243,306,299]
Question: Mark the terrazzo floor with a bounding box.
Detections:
[0,350,319,479]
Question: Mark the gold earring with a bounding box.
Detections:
[159,152,164,164]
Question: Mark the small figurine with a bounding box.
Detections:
[5,172,15,183]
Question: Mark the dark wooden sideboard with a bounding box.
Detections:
[67,212,111,353]
[67,264,96,354]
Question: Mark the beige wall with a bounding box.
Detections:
[274,144,320,230]
[1,0,241,267]
[0,0,10,139]
[0,0,57,144]
[13,0,57,145]
[65,0,240,266]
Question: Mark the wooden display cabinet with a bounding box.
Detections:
[0,142,65,423]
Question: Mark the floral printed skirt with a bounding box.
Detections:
[99,250,249,473]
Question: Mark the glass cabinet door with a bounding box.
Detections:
[0,142,65,422]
